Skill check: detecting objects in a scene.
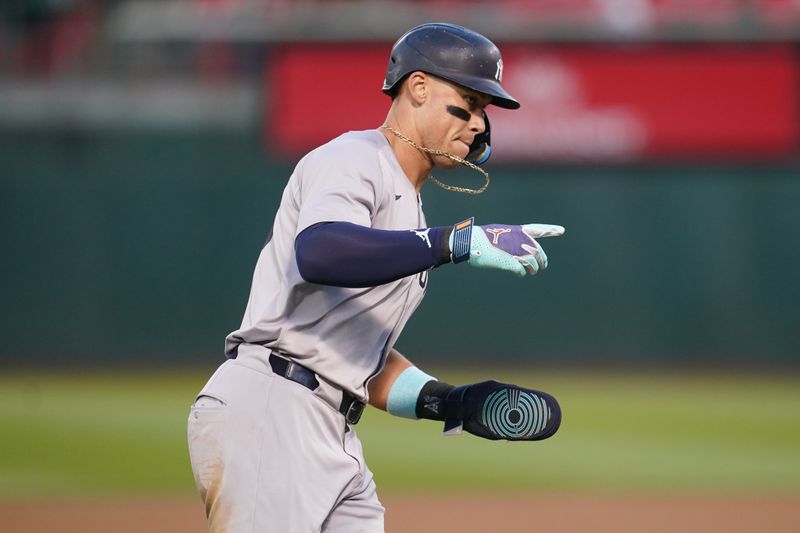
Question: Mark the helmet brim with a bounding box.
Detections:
[460,77,519,109]
[449,74,520,110]
[382,71,521,110]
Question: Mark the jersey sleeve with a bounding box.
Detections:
[294,140,385,235]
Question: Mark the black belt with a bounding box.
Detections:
[269,353,366,425]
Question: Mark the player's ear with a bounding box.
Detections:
[405,71,429,105]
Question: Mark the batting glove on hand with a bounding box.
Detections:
[449,217,565,276]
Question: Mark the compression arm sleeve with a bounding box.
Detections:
[295,221,452,287]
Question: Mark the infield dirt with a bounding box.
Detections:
[3,495,798,532]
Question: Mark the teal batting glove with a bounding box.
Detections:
[449,217,565,276]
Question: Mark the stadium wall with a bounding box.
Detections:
[2,131,797,366]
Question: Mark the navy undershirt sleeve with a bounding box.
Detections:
[295,222,452,288]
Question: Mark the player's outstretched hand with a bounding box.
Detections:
[450,218,565,276]
[441,380,561,441]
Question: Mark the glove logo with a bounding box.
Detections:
[485,227,511,245]
[424,400,440,415]
[412,229,432,248]
[481,388,550,439]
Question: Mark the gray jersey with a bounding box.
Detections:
[225,130,428,400]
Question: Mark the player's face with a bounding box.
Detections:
[421,77,491,167]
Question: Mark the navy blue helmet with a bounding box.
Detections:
[382,22,520,110]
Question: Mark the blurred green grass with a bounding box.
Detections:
[0,368,798,498]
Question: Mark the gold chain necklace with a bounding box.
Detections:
[381,124,490,195]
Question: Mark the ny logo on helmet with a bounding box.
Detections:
[495,59,503,82]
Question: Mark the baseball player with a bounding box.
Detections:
[188,22,564,532]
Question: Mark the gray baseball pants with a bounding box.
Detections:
[187,345,384,532]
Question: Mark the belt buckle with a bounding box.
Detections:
[345,400,365,425]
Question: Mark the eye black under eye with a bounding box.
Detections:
[446,105,471,122]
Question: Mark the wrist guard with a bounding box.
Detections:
[449,218,474,264]
[416,379,561,441]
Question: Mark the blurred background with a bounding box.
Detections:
[1,1,799,532]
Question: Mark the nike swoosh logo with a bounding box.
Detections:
[394,194,402,200]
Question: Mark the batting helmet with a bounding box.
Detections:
[382,23,519,110]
